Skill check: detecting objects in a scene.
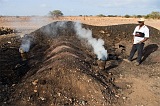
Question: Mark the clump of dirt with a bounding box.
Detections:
[0,27,17,35]
[0,21,160,106]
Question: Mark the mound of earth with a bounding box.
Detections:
[0,21,160,106]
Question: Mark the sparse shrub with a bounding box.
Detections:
[136,15,142,18]
[124,14,131,18]
[108,15,118,17]
[124,14,130,18]
[145,15,150,19]
[96,14,106,17]
[16,16,20,18]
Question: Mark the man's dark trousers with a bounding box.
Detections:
[128,43,144,63]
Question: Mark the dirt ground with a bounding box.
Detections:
[0,16,160,106]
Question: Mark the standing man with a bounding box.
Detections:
[124,18,149,65]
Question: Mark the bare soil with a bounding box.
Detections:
[0,16,160,106]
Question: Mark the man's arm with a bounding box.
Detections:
[132,35,134,43]
[139,37,149,44]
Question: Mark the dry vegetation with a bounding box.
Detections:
[0,16,160,31]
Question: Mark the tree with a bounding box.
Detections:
[148,11,160,19]
[145,11,160,19]
[49,10,63,18]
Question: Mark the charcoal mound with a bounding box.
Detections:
[0,21,159,106]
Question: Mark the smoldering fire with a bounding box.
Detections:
[19,34,34,61]
[19,34,33,52]
[19,21,108,61]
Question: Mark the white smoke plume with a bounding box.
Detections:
[41,21,67,36]
[74,22,108,60]
[19,34,34,52]
[29,16,52,28]
[8,16,52,34]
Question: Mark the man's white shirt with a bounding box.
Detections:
[133,25,149,44]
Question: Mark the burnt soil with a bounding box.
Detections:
[0,21,160,106]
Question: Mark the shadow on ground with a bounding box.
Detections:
[142,44,159,62]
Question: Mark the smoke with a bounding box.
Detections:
[41,21,67,36]
[8,16,52,34]
[74,22,108,60]
[19,34,34,52]
[29,16,52,28]
[19,21,108,60]
[19,21,68,53]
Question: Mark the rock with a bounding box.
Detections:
[99,30,105,34]
[32,79,39,85]
[34,90,37,93]
[122,96,126,100]
[126,84,132,88]
[40,97,46,101]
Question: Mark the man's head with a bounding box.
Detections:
[138,18,145,25]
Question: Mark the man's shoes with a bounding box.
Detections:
[135,62,140,66]
[123,59,131,63]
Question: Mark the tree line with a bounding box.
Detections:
[124,11,160,19]
[49,10,160,19]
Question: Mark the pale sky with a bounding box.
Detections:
[0,0,160,16]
